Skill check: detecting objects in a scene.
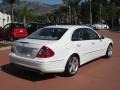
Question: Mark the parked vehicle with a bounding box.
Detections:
[0,26,3,40]
[91,24,109,30]
[9,25,113,76]
[26,23,51,34]
[1,23,28,41]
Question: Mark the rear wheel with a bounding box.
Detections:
[64,55,79,76]
[105,44,113,58]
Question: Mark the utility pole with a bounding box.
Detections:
[11,3,14,22]
[90,0,92,26]
[69,5,71,24]
[100,3,102,23]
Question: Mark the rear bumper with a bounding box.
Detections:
[9,53,65,73]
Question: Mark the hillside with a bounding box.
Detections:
[0,1,60,15]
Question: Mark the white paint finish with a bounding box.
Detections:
[9,25,113,73]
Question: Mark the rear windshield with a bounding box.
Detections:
[28,28,68,40]
[14,24,25,28]
[37,25,46,29]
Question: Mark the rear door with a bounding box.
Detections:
[3,24,11,37]
[71,28,94,65]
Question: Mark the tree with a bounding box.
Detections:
[62,0,81,24]
[3,0,19,22]
[80,1,90,24]
[37,0,120,27]
[15,6,33,23]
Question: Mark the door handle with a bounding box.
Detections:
[91,42,95,45]
[77,44,81,47]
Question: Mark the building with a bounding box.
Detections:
[0,11,11,27]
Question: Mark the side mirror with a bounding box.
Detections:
[100,35,105,39]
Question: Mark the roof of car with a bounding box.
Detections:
[45,25,90,29]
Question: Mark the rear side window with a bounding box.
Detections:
[26,24,37,30]
[72,28,86,41]
[4,24,11,29]
[28,28,68,40]
[85,28,99,40]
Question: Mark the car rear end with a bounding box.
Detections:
[9,39,66,73]
[12,24,28,39]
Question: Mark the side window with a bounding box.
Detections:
[85,28,99,40]
[72,29,85,41]
[4,24,10,29]
[0,26,3,31]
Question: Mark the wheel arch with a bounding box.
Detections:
[64,53,80,76]
[66,53,80,66]
[109,43,113,47]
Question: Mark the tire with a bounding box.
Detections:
[105,44,113,58]
[64,55,79,76]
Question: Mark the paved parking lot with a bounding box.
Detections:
[0,30,120,90]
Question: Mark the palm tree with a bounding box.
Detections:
[3,0,19,22]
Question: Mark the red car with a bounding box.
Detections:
[1,23,28,41]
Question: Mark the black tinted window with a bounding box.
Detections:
[85,28,99,40]
[28,28,67,40]
[4,24,10,29]
[37,24,46,29]
[0,27,2,31]
[13,24,24,28]
[72,29,86,41]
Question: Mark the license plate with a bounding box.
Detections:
[18,47,30,55]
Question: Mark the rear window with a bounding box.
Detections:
[28,28,68,40]
[37,24,46,29]
[14,24,25,28]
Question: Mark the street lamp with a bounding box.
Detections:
[90,0,92,25]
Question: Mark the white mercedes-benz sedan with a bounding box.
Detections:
[9,25,113,76]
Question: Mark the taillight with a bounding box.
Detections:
[11,45,15,53]
[37,46,54,58]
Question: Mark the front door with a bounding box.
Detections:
[84,28,105,60]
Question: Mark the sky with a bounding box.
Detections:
[0,0,63,5]
[26,0,63,5]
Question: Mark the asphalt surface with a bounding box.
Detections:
[0,30,120,90]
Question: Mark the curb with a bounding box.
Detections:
[0,46,11,51]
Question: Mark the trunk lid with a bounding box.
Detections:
[14,38,57,59]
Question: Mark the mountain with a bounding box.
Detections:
[0,1,60,15]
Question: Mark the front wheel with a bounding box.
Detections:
[64,55,79,76]
[105,44,113,58]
